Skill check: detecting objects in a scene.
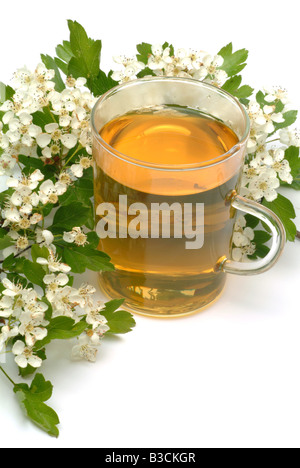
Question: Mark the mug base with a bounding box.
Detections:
[98,271,226,319]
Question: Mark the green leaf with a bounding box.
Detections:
[249,244,270,260]
[136,42,152,64]
[56,40,74,64]
[31,244,50,263]
[222,75,253,99]
[92,70,118,96]
[244,214,260,229]
[18,155,56,179]
[85,200,95,230]
[41,54,65,92]
[34,317,88,350]
[162,41,175,56]
[263,193,297,241]
[253,230,272,244]
[218,43,249,77]
[102,299,136,334]
[86,231,100,249]
[255,90,285,113]
[0,235,14,249]
[0,82,15,103]
[67,20,102,91]
[0,188,13,207]
[59,167,94,207]
[23,260,46,288]
[14,374,59,437]
[272,110,298,133]
[32,107,57,128]
[51,202,90,230]
[280,146,300,190]
[62,244,114,274]
[137,67,156,78]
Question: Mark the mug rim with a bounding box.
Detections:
[91,76,250,172]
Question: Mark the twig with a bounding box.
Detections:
[0,366,15,386]
[296,230,300,240]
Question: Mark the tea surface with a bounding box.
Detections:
[100,106,239,166]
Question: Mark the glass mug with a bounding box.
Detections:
[92,77,285,318]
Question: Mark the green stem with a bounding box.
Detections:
[47,106,58,124]
[0,366,15,386]
[267,138,280,144]
[62,145,83,170]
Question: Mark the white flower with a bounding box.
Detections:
[35,229,54,248]
[22,290,49,320]
[0,296,15,318]
[43,273,69,301]
[69,284,96,308]
[0,325,19,352]
[1,278,23,297]
[70,156,93,178]
[1,202,21,226]
[232,243,256,262]
[10,186,40,215]
[2,231,29,259]
[38,179,67,204]
[63,227,88,246]
[47,286,75,318]
[112,56,145,83]
[18,312,48,347]
[263,86,289,105]
[148,44,173,70]
[71,334,98,362]
[248,169,280,202]
[7,169,44,191]
[279,128,300,147]
[36,251,71,273]
[85,308,109,331]
[0,153,17,176]
[12,340,42,368]
[263,148,293,184]
[65,76,87,88]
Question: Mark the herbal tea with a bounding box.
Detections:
[94,106,240,316]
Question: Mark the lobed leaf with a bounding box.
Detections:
[14,374,59,438]
[218,43,249,77]
[263,193,297,241]
[102,299,136,334]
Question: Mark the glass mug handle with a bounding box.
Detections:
[217,191,286,275]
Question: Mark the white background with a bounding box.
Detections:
[0,0,300,449]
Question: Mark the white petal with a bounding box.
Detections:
[45,123,59,133]
[63,232,76,243]
[28,355,42,368]
[36,257,49,265]
[60,134,77,149]
[70,164,83,178]
[12,340,25,355]
[43,274,56,285]
[15,355,28,368]
[42,229,54,245]
[36,133,52,148]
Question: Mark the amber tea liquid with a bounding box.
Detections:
[94,106,240,316]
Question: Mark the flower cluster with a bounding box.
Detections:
[112,44,228,87]
[0,67,119,369]
[239,89,298,203]
[0,63,96,179]
[232,216,256,262]
[0,273,109,368]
